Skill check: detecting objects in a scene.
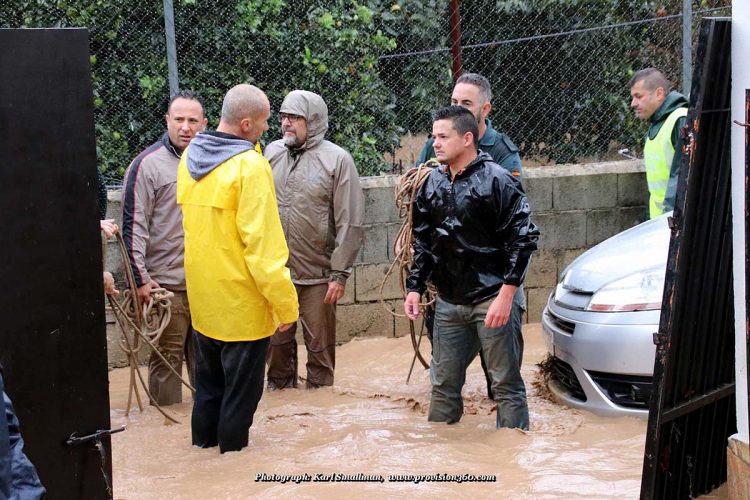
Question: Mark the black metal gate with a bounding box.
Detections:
[0,29,112,499]
[640,18,736,499]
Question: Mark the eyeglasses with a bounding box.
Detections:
[280,113,304,123]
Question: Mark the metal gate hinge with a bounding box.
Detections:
[653,331,668,346]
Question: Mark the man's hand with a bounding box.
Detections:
[103,272,119,296]
[404,291,422,320]
[100,219,118,238]
[484,284,518,328]
[278,323,293,332]
[136,280,159,305]
[324,281,345,305]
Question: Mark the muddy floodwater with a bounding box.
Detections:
[110,324,648,499]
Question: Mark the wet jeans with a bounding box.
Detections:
[428,293,529,430]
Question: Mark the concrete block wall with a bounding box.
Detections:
[522,160,648,321]
[103,159,648,365]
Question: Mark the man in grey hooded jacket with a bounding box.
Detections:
[265,90,365,389]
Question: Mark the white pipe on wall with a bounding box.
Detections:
[731,1,749,442]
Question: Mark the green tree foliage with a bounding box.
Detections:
[0,0,731,178]
[173,0,401,175]
[2,0,401,177]
[457,0,699,163]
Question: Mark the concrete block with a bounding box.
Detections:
[586,208,621,246]
[527,286,554,323]
[534,211,587,250]
[105,190,123,225]
[363,185,400,224]
[525,249,558,288]
[619,206,648,233]
[553,173,618,211]
[355,263,402,302]
[559,248,587,272]
[106,308,149,368]
[394,307,411,338]
[336,302,395,342]
[524,176,553,212]
[103,237,125,283]
[339,271,356,304]
[386,299,418,339]
[385,222,404,261]
[356,224,389,264]
[617,172,649,207]
[525,159,643,179]
[107,321,129,368]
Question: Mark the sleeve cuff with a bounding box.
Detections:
[330,271,349,284]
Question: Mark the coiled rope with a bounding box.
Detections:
[379,160,439,377]
[107,232,195,424]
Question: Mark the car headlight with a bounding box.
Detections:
[587,267,664,312]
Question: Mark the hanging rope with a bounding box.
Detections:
[107,232,195,424]
[379,160,439,373]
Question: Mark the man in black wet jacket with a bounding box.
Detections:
[404,106,539,430]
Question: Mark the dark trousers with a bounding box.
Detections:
[191,331,269,453]
[267,283,336,388]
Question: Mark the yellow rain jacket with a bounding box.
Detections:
[177,131,298,342]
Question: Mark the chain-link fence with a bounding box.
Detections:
[1,0,732,184]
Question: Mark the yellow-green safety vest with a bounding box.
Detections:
[643,107,688,218]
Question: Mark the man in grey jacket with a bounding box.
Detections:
[122,90,207,405]
[265,90,365,389]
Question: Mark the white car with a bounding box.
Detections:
[542,214,670,416]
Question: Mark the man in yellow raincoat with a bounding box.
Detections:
[177,84,299,453]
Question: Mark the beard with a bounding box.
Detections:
[283,131,302,147]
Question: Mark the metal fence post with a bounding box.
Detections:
[164,0,179,97]
[449,0,463,82]
[682,0,692,95]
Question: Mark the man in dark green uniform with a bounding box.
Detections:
[416,72,522,179]
[629,68,688,218]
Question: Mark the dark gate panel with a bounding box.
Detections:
[641,18,736,499]
[0,29,111,499]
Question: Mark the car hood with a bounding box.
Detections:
[561,214,671,293]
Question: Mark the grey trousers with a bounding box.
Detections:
[428,294,529,430]
[148,290,195,406]
[266,283,336,388]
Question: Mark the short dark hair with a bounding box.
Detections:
[168,90,205,116]
[629,68,671,93]
[456,72,492,103]
[433,105,479,147]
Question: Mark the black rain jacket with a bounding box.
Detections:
[406,152,539,305]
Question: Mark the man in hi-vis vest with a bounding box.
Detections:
[629,68,688,218]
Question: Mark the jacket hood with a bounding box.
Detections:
[280,90,328,150]
[651,91,688,125]
[185,131,255,180]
